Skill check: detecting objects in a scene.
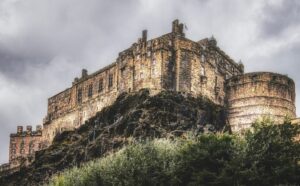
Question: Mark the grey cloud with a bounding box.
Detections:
[259,0,300,38]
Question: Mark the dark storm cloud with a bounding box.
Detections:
[0,0,299,164]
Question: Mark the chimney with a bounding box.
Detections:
[142,30,147,42]
[17,126,23,134]
[179,23,184,34]
[26,125,32,135]
[172,19,184,36]
[82,69,88,78]
[172,19,179,33]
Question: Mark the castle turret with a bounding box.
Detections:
[226,72,296,132]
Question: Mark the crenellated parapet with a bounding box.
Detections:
[9,125,43,168]
[11,125,42,137]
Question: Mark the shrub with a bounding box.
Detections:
[48,121,300,186]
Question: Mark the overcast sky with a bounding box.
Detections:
[0,0,299,164]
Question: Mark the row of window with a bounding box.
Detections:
[10,142,41,155]
[77,75,113,103]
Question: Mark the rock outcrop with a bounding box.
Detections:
[0,89,226,186]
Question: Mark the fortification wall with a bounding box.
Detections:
[175,36,243,105]
[9,126,43,168]
[41,20,245,144]
[42,29,170,143]
[226,72,296,132]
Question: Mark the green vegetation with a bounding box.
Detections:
[47,120,300,186]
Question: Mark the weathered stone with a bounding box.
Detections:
[1,19,296,176]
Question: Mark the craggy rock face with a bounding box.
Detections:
[0,89,225,186]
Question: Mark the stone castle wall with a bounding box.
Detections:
[2,20,297,171]
[8,126,43,169]
[226,72,296,132]
[41,20,244,144]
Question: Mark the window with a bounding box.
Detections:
[201,54,205,63]
[108,74,113,87]
[215,76,218,87]
[152,58,156,65]
[29,141,34,154]
[200,65,205,76]
[140,72,144,79]
[152,59,156,76]
[98,79,103,93]
[20,140,25,154]
[134,69,138,80]
[121,68,125,77]
[11,149,16,154]
[77,88,82,103]
[88,84,93,98]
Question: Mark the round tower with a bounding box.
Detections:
[226,72,296,132]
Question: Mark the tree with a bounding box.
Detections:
[240,119,300,185]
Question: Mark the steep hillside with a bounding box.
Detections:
[0,89,226,186]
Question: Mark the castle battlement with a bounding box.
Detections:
[10,125,42,137]
[7,125,43,170]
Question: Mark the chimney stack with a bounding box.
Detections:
[172,19,185,37]
[142,30,147,42]
[82,69,88,78]
[17,126,23,134]
[172,19,179,33]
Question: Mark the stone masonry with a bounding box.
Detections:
[1,20,297,172]
[8,126,43,169]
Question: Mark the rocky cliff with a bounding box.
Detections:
[0,89,226,186]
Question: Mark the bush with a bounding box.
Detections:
[47,121,300,186]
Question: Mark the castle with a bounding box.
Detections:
[1,20,297,173]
